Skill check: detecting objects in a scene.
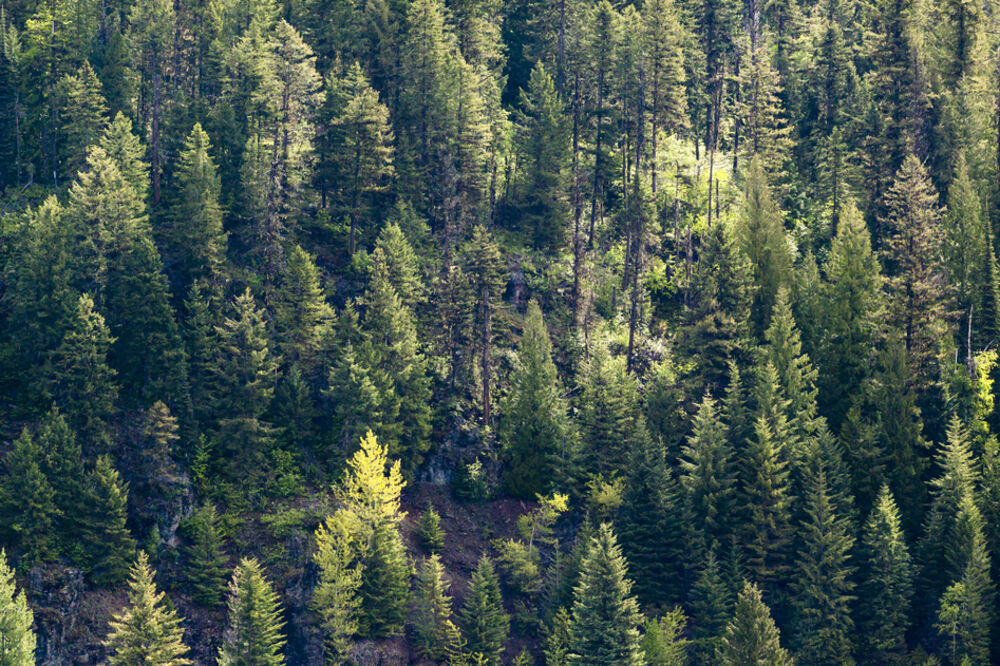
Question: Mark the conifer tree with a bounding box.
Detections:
[0,549,35,665]
[128,0,173,204]
[104,551,191,665]
[418,505,445,554]
[513,62,570,251]
[501,300,572,498]
[680,393,736,559]
[568,523,644,666]
[210,288,278,469]
[56,60,108,180]
[272,244,330,373]
[818,200,881,431]
[689,548,732,663]
[163,123,227,295]
[182,504,229,608]
[717,582,792,666]
[642,0,687,193]
[373,221,426,312]
[577,343,641,476]
[99,112,150,202]
[879,153,950,424]
[461,225,506,426]
[312,512,362,663]
[324,62,394,256]
[218,558,287,666]
[29,407,85,552]
[41,293,117,456]
[736,158,791,336]
[0,429,59,563]
[789,471,855,665]
[80,456,137,586]
[764,288,820,438]
[459,556,509,665]
[858,484,913,661]
[734,33,791,174]
[641,608,689,666]
[412,555,459,661]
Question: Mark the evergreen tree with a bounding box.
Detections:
[417,505,445,554]
[459,556,509,665]
[0,549,35,665]
[272,244,330,373]
[182,504,229,608]
[128,0,173,204]
[461,225,506,426]
[100,112,150,202]
[764,287,820,438]
[513,61,570,251]
[412,555,459,661]
[80,456,137,586]
[312,512,362,663]
[55,60,108,180]
[717,582,793,666]
[218,558,287,666]
[163,123,227,295]
[879,153,950,427]
[577,343,641,476]
[568,523,644,666]
[104,551,191,665]
[40,293,117,456]
[736,158,791,336]
[32,407,85,555]
[641,608,689,666]
[501,300,572,498]
[789,470,855,665]
[689,548,732,663]
[734,33,791,174]
[0,429,59,563]
[372,221,426,312]
[858,485,913,662]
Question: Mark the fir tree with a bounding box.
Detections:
[717,582,793,666]
[577,343,641,476]
[182,504,229,608]
[734,33,791,174]
[789,470,855,665]
[568,523,645,666]
[641,608,689,666]
[459,556,509,666]
[163,123,227,294]
[418,505,446,554]
[218,558,287,666]
[513,61,570,251]
[461,225,506,426]
[272,244,330,373]
[689,548,732,663]
[0,549,35,665]
[372,221,426,312]
[501,300,572,498]
[55,60,108,180]
[104,551,191,665]
[312,512,362,663]
[80,456,137,587]
[99,113,150,202]
[0,429,59,563]
[412,555,458,661]
[858,484,913,661]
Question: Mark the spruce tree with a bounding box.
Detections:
[418,505,445,554]
[513,61,570,251]
[272,244,330,373]
[34,406,87,554]
[789,471,855,665]
[104,551,191,665]
[55,60,108,180]
[855,486,911,663]
[182,504,229,608]
[689,548,732,663]
[577,343,641,477]
[0,549,35,665]
[80,456,137,587]
[373,221,426,312]
[0,429,59,563]
[40,293,117,456]
[312,513,362,663]
[163,123,227,294]
[412,555,459,661]
[568,523,645,666]
[99,112,150,202]
[734,33,792,174]
[218,558,287,666]
[459,556,509,665]
[500,300,572,498]
[641,608,689,666]
[717,582,793,666]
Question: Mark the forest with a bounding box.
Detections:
[0,0,999,662]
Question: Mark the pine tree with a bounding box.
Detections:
[80,455,137,586]
[680,393,737,560]
[568,523,644,666]
[459,556,509,666]
[163,123,227,295]
[642,0,686,193]
[858,484,913,661]
[334,431,410,638]
[879,153,950,428]
[789,470,855,665]
[418,505,446,554]
[0,549,35,665]
[818,200,882,431]
[736,158,791,336]
[513,62,570,251]
[717,582,792,666]
[104,551,191,665]
[218,558,287,666]
[40,293,117,456]
[0,429,60,563]
[182,504,229,608]
[312,512,362,662]
[210,288,278,470]
[412,555,458,661]
[323,62,394,256]
[501,300,572,498]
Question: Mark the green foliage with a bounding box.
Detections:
[104,551,192,665]
[459,556,510,666]
[418,505,446,554]
[0,549,35,665]
[717,582,793,666]
[80,456,137,586]
[641,608,689,666]
[0,428,59,563]
[218,558,287,666]
[182,504,229,608]
[412,555,459,661]
[312,512,362,663]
